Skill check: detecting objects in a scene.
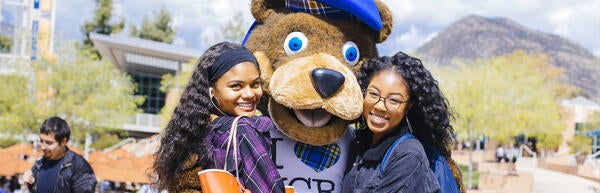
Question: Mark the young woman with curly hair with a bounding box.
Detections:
[153,42,284,193]
[342,51,464,193]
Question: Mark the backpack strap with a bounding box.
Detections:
[379,132,415,175]
[424,144,461,193]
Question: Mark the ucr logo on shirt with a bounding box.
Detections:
[283,177,335,193]
[270,128,352,193]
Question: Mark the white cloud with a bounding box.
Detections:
[379,0,600,55]
[548,6,574,37]
[117,0,252,49]
[172,36,187,47]
[378,25,437,55]
[54,0,599,56]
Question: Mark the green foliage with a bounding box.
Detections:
[459,164,479,188]
[157,60,195,128]
[0,62,40,135]
[0,42,142,145]
[129,7,175,43]
[81,0,125,60]
[44,44,143,142]
[536,132,563,149]
[568,135,592,154]
[91,133,121,150]
[436,51,569,147]
[578,112,600,133]
[0,138,19,148]
[0,35,12,53]
[159,60,195,93]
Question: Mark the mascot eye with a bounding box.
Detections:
[342,41,360,66]
[284,32,308,55]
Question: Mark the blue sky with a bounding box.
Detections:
[4,0,599,57]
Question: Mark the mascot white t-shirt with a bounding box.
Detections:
[269,128,352,193]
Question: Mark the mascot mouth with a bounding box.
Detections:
[269,98,348,145]
[292,108,333,128]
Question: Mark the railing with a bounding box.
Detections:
[520,144,537,159]
[102,135,159,157]
[518,144,537,168]
[590,150,600,159]
[103,137,136,153]
[123,113,161,133]
[585,151,600,177]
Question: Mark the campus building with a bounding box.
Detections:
[0,0,204,138]
[0,0,56,61]
[90,33,202,137]
[561,96,600,154]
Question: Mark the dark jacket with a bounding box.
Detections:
[28,147,97,193]
[342,124,439,193]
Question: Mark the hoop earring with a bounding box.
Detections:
[406,116,413,133]
[209,88,228,117]
[210,97,228,117]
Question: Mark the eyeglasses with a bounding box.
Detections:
[38,139,58,147]
[363,89,409,110]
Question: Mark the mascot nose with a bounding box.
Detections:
[310,68,345,98]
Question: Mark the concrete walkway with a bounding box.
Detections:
[454,151,600,193]
[517,162,600,193]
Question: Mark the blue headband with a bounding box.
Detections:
[209,48,258,82]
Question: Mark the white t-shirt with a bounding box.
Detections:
[269,127,352,193]
[496,147,504,157]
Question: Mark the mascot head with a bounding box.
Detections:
[244,0,393,145]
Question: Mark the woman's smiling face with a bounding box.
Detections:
[363,70,411,140]
[211,62,262,117]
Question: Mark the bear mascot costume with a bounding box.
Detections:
[243,0,389,192]
[243,0,464,193]
[166,0,464,192]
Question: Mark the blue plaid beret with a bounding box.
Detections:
[242,0,383,45]
[285,0,383,31]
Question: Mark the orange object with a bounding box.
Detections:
[198,169,245,193]
[285,186,295,193]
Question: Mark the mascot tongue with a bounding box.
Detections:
[293,108,333,128]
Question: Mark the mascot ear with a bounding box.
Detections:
[251,0,285,22]
[253,51,273,94]
[375,0,393,43]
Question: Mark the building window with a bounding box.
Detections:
[130,73,165,114]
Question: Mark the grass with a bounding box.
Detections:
[459,164,480,188]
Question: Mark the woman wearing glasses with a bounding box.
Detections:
[342,51,460,192]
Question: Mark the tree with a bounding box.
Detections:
[157,60,195,128]
[578,111,600,133]
[435,51,571,188]
[81,0,125,60]
[43,44,143,143]
[0,42,142,146]
[0,35,12,53]
[0,71,38,136]
[437,51,569,145]
[129,7,176,43]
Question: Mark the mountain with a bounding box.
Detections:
[416,15,600,98]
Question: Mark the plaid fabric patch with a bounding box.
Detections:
[294,142,341,172]
[285,0,353,19]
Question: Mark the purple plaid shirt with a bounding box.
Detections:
[204,116,284,193]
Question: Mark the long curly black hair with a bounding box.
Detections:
[356,51,455,158]
[153,42,246,189]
